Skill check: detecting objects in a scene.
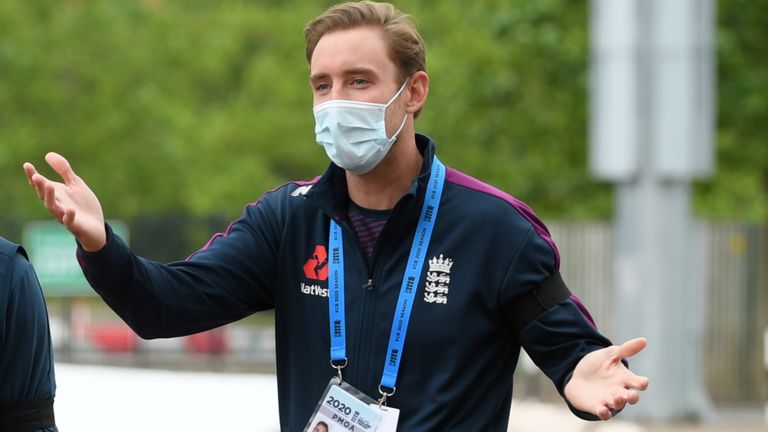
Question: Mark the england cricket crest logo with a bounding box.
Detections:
[424,254,453,304]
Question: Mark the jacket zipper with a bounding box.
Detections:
[354,199,410,395]
[363,279,373,291]
[333,198,414,395]
[335,219,375,391]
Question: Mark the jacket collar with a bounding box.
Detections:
[305,133,437,219]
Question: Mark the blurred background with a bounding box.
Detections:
[0,0,766,430]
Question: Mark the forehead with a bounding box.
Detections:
[310,26,398,81]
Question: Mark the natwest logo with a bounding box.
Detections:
[301,282,328,298]
[303,245,329,281]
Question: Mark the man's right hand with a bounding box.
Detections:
[23,152,107,252]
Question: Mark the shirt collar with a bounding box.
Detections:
[305,133,438,219]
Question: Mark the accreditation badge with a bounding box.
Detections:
[303,378,384,432]
[368,404,399,431]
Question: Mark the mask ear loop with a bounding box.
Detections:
[385,78,410,106]
[386,112,409,144]
[384,79,411,143]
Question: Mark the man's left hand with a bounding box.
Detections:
[564,337,649,420]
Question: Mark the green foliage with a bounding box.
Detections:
[0,0,324,221]
[0,0,765,229]
[411,0,612,219]
[694,0,768,220]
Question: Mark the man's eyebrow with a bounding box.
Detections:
[309,72,328,82]
[342,67,377,77]
[310,67,378,82]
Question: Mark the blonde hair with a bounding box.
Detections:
[304,1,426,86]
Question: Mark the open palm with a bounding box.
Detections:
[564,337,649,420]
[23,152,106,252]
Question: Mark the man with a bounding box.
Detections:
[24,1,648,430]
[0,237,58,432]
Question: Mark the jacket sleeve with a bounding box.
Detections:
[0,245,57,402]
[76,196,282,339]
[500,227,611,420]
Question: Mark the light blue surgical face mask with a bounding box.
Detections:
[313,80,409,174]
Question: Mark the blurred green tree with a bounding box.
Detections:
[694,0,768,220]
[0,0,765,234]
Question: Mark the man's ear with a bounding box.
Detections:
[405,71,429,115]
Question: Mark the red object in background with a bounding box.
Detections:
[89,323,139,353]
[185,328,229,355]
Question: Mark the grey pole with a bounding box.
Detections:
[764,327,768,423]
[590,0,715,421]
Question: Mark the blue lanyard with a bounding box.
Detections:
[328,156,446,399]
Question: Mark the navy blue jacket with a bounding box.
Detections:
[77,134,612,430]
[0,238,57,432]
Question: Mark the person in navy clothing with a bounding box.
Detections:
[24,1,648,429]
[0,237,58,432]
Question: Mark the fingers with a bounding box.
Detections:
[45,152,79,186]
[23,163,46,200]
[595,405,612,420]
[598,376,647,420]
[42,181,66,222]
[618,337,647,358]
[23,162,38,186]
[624,388,641,405]
[30,171,54,201]
[595,388,639,420]
[62,207,77,231]
[626,373,649,391]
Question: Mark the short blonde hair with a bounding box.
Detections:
[304,1,426,86]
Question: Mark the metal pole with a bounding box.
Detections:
[590,0,715,421]
[764,327,768,424]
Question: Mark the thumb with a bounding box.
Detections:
[45,152,78,186]
[618,337,647,358]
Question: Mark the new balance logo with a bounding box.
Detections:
[290,185,312,197]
